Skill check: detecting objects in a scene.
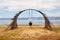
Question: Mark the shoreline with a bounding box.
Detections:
[0,25,60,27]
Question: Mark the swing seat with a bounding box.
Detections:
[29,21,32,26]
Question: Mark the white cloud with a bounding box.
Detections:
[46,12,60,17]
[0,16,13,18]
[0,16,3,18]
[0,0,60,11]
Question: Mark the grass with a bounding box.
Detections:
[53,27,60,32]
[0,25,60,40]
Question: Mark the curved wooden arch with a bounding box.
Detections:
[9,9,52,30]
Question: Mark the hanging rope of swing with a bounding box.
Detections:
[29,10,32,27]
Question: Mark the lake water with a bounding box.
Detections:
[0,17,60,25]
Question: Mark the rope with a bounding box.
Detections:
[29,10,31,21]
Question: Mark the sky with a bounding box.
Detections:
[0,0,60,18]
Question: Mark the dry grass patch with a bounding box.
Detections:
[0,26,60,40]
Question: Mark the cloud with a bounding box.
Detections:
[0,15,13,18]
[0,0,60,11]
[0,16,3,18]
[46,12,60,17]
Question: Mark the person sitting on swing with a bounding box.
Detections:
[29,21,32,28]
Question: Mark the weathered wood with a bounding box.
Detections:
[9,11,24,30]
[35,10,52,30]
[7,9,53,30]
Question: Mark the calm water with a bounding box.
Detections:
[0,17,60,25]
